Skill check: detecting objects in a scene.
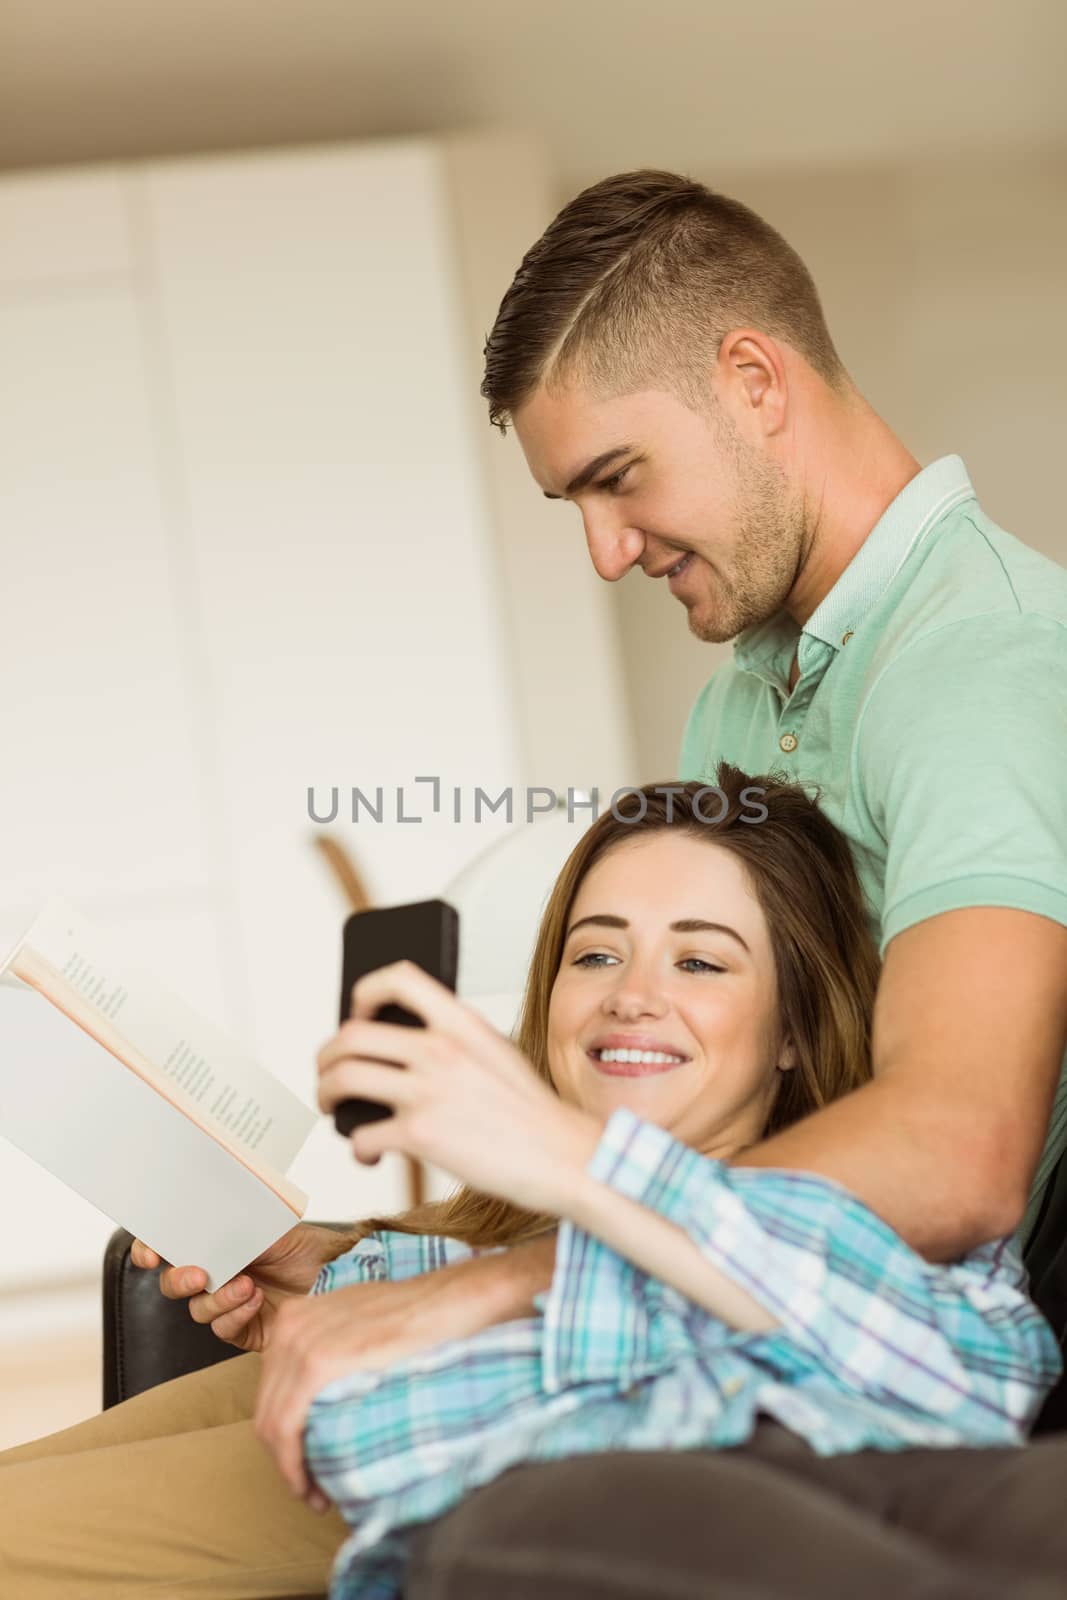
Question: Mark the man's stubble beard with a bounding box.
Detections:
[685,423,806,645]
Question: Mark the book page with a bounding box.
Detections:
[3,900,316,1178]
[0,974,306,1291]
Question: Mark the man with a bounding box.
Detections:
[489,170,1067,1260]
[221,168,1067,1596]
[20,169,1060,1599]
[394,167,1067,1595]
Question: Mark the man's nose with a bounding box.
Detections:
[581,507,643,582]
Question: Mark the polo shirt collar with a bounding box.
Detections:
[733,455,976,675]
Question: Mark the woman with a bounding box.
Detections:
[295,765,1059,1597]
[1,765,1060,1600]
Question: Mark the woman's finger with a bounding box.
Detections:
[130,1239,162,1270]
[158,1264,207,1300]
[350,1116,402,1165]
[209,1287,263,1344]
[316,1014,449,1076]
[349,962,492,1053]
[317,1058,419,1116]
[349,960,436,1022]
[186,1276,255,1326]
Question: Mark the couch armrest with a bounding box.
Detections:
[101,1223,353,1409]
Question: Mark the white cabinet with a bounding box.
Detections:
[0,286,210,914]
[0,134,634,1292]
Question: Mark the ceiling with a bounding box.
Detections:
[2,0,1065,189]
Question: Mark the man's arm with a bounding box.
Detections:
[439,1229,558,1317]
[315,1224,558,1326]
[733,906,1067,1261]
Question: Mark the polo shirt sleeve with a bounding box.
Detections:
[856,613,1067,955]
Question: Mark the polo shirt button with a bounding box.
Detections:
[779,732,798,753]
[841,629,854,646]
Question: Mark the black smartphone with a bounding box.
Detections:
[333,898,460,1137]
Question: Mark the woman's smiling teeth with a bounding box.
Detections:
[590,1047,689,1075]
[595,1048,686,1063]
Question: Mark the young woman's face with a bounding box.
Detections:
[546,831,796,1157]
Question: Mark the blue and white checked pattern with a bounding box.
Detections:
[303,1107,1061,1599]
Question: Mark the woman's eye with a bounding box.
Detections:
[597,466,630,494]
[572,953,724,974]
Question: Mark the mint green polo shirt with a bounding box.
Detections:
[679,455,1067,1244]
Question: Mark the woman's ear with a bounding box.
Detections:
[776,1035,798,1073]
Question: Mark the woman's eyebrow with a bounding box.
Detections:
[564,913,750,954]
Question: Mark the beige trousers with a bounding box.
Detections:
[0,1352,349,1599]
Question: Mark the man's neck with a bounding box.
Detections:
[784,392,923,629]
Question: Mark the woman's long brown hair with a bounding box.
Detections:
[355,762,880,1247]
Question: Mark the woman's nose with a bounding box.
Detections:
[603,964,668,1019]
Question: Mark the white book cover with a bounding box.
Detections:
[0,900,318,1290]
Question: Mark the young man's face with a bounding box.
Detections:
[512,380,803,643]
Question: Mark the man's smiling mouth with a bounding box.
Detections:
[667,552,695,591]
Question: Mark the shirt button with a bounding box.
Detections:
[779,732,798,753]
[841,629,854,646]
[722,1376,744,1398]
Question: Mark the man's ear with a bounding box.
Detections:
[717,328,788,437]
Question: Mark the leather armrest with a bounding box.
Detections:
[102,1222,354,1409]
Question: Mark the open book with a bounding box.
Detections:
[0,899,318,1290]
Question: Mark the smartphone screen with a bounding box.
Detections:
[333,898,459,1136]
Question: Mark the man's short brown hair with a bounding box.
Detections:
[481,168,851,434]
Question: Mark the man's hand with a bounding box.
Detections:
[254,1232,556,1511]
[129,1222,355,1353]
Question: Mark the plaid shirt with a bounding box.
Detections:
[304,1107,1061,1600]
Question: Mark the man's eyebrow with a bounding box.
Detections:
[542,446,636,500]
[564,913,751,954]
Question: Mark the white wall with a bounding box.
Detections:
[0,165,233,1287]
[0,133,634,1299]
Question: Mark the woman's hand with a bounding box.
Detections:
[130,1222,353,1353]
[316,960,602,1216]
